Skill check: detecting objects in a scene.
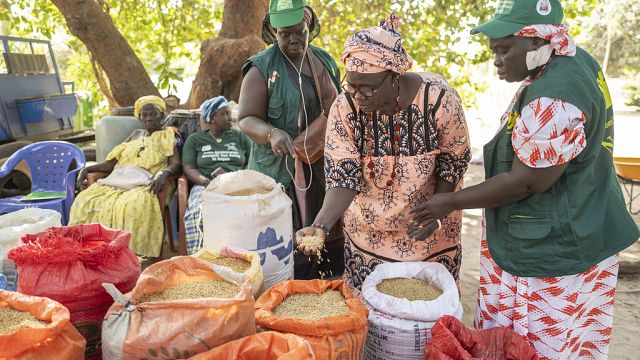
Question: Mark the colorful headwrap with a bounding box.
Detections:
[134,95,166,118]
[515,24,576,57]
[341,13,413,74]
[200,96,229,123]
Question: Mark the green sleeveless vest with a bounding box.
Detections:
[483,47,639,277]
[242,44,340,188]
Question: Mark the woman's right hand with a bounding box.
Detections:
[76,168,88,191]
[269,128,295,158]
[295,226,326,256]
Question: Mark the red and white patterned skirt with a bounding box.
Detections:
[475,239,619,360]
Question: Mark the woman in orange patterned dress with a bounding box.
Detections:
[296,13,470,292]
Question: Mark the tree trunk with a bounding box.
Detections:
[50,0,159,107]
[187,0,268,107]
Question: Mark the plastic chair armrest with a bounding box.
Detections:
[157,175,177,210]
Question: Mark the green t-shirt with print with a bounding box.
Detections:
[182,129,251,178]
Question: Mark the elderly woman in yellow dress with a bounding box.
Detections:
[70,96,181,257]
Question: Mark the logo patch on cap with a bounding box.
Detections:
[536,0,552,15]
[495,0,514,15]
[276,0,294,11]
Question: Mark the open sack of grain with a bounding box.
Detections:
[8,223,140,360]
[187,331,315,360]
[193,245,264,298]
[202,170,293,289]
[255,279,368,360]
[0,290,86,360]
[360,262,463,360]
[102,256,256,360]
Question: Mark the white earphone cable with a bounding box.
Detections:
[280,45,313,192]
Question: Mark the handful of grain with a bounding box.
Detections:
[226,188,271,196]
[376,278,443,301]
[209,256,251,273]
[273,290,349,320]
[0,307,49,335]
[297,236,324,252]
[138,279,240,303]
[297,236,331,278]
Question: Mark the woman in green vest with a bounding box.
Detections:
[237,0,343,279]
[411,1,639,358]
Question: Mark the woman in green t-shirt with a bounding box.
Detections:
[182,96,252,254]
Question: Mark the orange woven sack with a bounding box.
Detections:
[102,256,256,360]
[255,280,368,360]
[0,290,86,360]
[188,331,315,360]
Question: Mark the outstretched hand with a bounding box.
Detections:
[408,192,455,240]
[295,226,326,256]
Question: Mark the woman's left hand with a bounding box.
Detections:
[408,193,455,240]
[149,171,169,194]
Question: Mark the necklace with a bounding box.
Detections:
[210,130,223,144]
[136,136,146,157]
[363,111,400,189]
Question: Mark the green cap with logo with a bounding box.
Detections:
[269,0,306,29]
[471,0,563,38]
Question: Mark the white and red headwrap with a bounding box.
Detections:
[515,24,576,57]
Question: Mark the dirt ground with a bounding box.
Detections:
[458,163,640,360]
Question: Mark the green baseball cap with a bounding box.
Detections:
[471,0,563,38]
[269,0,306,29]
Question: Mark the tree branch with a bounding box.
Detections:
[90,54,119,109]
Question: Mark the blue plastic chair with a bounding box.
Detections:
[0,141,86,225]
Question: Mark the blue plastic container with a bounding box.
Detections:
[0,274,7,291]
[16,93,78,124]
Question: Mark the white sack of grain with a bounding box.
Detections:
[202,170,293,289]
[360,261,462,360]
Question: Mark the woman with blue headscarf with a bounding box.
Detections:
[182,96,252,254]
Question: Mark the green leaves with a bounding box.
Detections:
[154,63,184,95]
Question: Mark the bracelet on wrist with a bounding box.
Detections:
[203,178,210,187]
[313,223,331,237]
[267,127,280,142]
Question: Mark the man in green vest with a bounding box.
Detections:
[237,0,344,280]
[409,1,639,358]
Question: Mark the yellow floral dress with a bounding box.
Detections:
[70,128,176,257]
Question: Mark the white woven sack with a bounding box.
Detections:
[0,208,61,291]
[360,261,463,360]
[202,170,293,289]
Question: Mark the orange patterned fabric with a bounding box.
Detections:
[325,73,470,292]
[475,238,618,360]
[341,13,413,74]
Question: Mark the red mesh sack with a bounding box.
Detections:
[424,315,539,360]
[8,223,141,360]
